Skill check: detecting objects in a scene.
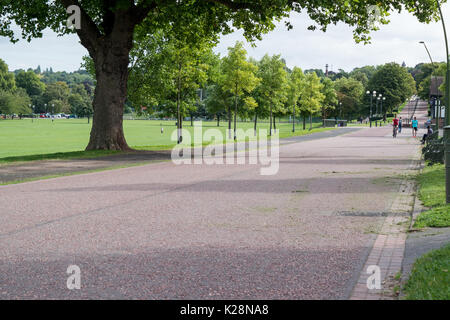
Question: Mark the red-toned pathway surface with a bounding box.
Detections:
[0,113,422,299]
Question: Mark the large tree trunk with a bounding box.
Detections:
[228,105,232,139]
[86,41,132,151]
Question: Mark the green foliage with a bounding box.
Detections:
[205,84,233,120]
[368,62,417,113]
[414,164,450,228]
[253,53,288,123]
[42,81,70,113]
[320,77,338,118]
[403,243,450,300]
[15,70,45,97]
[286,66,306,118]
[221,42,260,97]
[299,72,324,118]
[0,87,31,115]
[334,77,364,118]
[0,59,15,92]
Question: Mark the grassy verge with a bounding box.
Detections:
[414,164,450,228]
[403,243,450,300]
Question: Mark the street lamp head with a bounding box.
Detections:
[373,90,376,94]
[419,41,425,44]
[366,90,370,95]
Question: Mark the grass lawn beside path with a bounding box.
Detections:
[403,243,450,300]
[0,118,334,164]
[414,164,450,228]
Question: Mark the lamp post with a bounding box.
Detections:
[419,41,438,135]
[366,90,376,127]
[433,1,450,203]
[376,94,382,115]
[382,97,386,121]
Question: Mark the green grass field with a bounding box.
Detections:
[0,118,332,162]
[414,164,450,228]
[403,243,450,300]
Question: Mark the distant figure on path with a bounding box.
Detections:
[411,117,418,137]
[392,115,399,138]
[421,126,433,144]
[398,117,402,133]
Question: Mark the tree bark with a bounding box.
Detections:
[176,62,182,144]
[234,86,238,141]
[228,105,232,139]
[303,116,306,130]
[274,115,276,133]
[217,114,220,127]
[254,113,257,136]
[292,105,295,132]
[86,38,133,151]
[269,105,273,136]
[309,113,312,130]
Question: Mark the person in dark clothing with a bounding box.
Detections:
[421,126,433,144]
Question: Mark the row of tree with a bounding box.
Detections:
[0,60,95,118]
[119,34,417,141]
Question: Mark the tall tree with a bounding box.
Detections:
[254,54,288,135]
[221,42,260,140]
[368,62,417,114]
[334,77,365,119]
[205,84,232,127]
[0,59,15,92]
[299,72,324,130]
[320,77,338,122]
[1,1,441,150]
[286,67,305,132]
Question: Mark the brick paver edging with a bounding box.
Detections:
[349,156,422,300]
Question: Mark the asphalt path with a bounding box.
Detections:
[0,120,421,299]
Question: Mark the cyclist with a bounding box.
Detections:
[392,115,399,138]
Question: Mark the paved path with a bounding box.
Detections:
[0,120,422,299]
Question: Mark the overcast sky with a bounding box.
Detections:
[0,4,449,73]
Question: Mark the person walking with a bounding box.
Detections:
[398,117,402,133]
[411,116,418,137]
